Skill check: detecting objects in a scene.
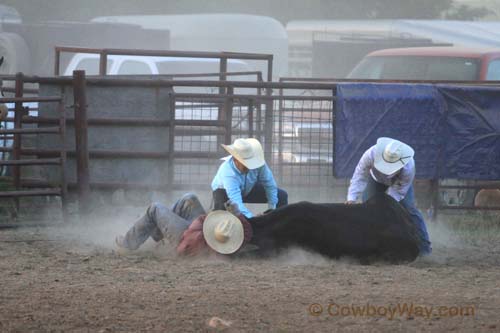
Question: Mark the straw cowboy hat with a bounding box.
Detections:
[203,210,244,254]
[374,137,414,176]
[0,103,8,121]
[221,138,265,170]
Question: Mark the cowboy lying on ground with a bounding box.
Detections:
[115,193,253,257]
[211,137,288,218]
[115,191,423,263]
[345,137,432,255]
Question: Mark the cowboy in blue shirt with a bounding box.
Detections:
[211,138,288,218]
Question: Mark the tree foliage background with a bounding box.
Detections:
[2,0,494,23]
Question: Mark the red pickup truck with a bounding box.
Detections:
[347,46,500,81]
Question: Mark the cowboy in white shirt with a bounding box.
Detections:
[346,137,431,255]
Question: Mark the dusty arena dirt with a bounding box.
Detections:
[1,212,500,332]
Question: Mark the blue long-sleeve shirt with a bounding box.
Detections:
[211,156,278,218]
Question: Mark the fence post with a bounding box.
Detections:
[224,87,234,144]
[217,58,229,150]
[331,87,337,177]
[12,72,24,215]
[248,98,254,138]
[167,91,176,187]
[54,48,60,76]
[264,96,273,164]
[219,57,228,95]
[256,74,263,143]
[58,91,69,222]
[277,87,284,184]
[72,70,91,216]
[264,56,274,163]
[99,51,108,76]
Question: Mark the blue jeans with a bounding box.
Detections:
[120,193,206,250]
[213,184,288,211]
[362,177,432,255]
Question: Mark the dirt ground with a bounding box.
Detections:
[1,210,500,332]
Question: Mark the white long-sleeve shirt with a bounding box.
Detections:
[347,145,415,202]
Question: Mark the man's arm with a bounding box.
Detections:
[235,213,253,245]
[347,147,374,202]
[387,160,415,201]
[258,164,278,209]
[222,174,253,218]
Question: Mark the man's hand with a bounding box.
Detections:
[224,200,241,216]
[345,200,359,205]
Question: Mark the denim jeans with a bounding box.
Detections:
[120,193,206,250]
[213,184,288,211]
[362,177,432,255]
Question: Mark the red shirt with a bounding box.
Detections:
[176,214,253,256]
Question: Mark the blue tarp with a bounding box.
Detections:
[335,83,500,180]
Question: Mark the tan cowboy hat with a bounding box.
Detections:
[374,137,414,176]
[0,103,8,121]
[221,138,265,170]
[203,210,244,254]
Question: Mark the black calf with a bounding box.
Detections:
[248,193,421,263]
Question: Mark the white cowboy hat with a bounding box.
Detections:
[221,138,265,170]
[203,210,244,254]
[374,137,414,176]
[0,103,8,121]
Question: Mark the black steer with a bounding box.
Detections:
[247,193,422,263]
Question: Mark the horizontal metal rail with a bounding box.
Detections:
[73,71,263,79]
[20,116,170,127]
[0,87,40,94]
[279,76,500,85]
[55,46,274,60]
[168,71,262,78]
[54,46,273,79]
[0,96,62,103]
[5,106,39,112]
[173,93,334,101]
[0,147,226,159]
[0,127,60,135]
[437,205,500,211]
[6,73,500,88]
[0,158,61,166]
[174,103,221,109]
[21,180,208,191]
[280,107,334,112]
[17,76,338,90]
[0,188,61,198]
[15,116,225,127]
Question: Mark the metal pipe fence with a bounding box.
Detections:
[0,74,68,221]
[53,46,274,84]
[1,73,499,217]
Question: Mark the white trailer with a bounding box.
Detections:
[92,14,289,79]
